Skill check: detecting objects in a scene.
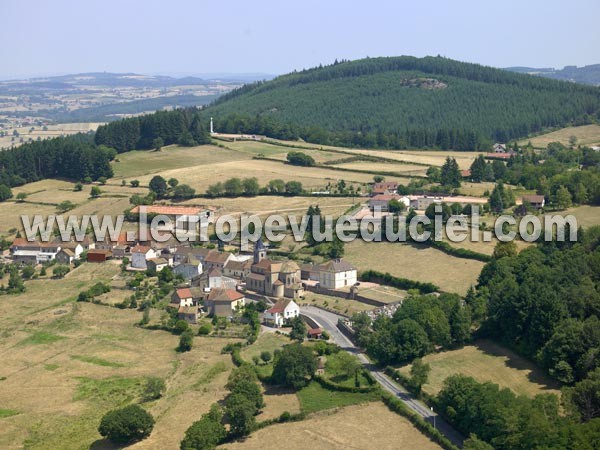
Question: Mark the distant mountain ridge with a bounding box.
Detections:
[505,64,600,86]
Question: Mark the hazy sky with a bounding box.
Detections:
[1,0,599,79]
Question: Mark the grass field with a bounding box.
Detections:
[300,292,375,316]
[224,140,343,164]
[344,240,484,295]
[0,262,241,450]
[220,403,442,450]
[518,124,600,148]
[296,381,381,414]
[561,205,600,229]
[397,339,561,398]
[112,144,250,179]
[344,149,485,169]
[134,158,378,193]
[333,161,428,177]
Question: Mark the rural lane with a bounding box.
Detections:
[300,305,464,447]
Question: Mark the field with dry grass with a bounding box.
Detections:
[344,240,484,295]
[343,149,485,169]
[220,403,442,450]
[518,124,600,148]
[134,158,376,193]
[397,340,561,399]
[0,262,241,450]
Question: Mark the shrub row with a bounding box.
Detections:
[427,239,491,262]
[255,411,307,430]
[313,374,379,393]
[359,270,439,294]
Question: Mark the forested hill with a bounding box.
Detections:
[205,56,600,150]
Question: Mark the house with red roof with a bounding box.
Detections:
[263,298,299,327]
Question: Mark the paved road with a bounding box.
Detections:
[300,305,464,447]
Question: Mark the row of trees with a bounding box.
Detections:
[206,177,303,197]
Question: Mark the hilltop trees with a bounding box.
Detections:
[95,109,210,152]
[0,134,113,187]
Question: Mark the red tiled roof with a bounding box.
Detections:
[131,245,152,254]
[176,288,193,299]
[207,288,244,302]
[266,298,292,314]
[308,328,322,336]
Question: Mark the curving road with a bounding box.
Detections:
[300,305,464,447]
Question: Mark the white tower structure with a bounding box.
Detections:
[210,117,214,134]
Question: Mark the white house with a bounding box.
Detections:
[318,259,357,290]
[172,287,194,307]
[263,298,300,327]
[130,245,157,269]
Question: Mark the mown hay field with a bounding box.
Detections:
[397,340,561,399]
[344,240,485,295]
[219,403,442,450]
[518,124,600,148]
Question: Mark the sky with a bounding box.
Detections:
[1,0,599,79]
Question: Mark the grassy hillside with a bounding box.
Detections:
[207,56,600,149]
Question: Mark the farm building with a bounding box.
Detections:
[87,249,112,263]
[522,194,546,209]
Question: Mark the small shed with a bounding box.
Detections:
[87,249,112,263]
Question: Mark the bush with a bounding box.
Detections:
[143,377,166,401]
[52,264,70,279]
[98,404,154,444]
[178,329,193,352]
[198,322,212,335]
[173,319,190,335]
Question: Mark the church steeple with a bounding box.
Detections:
[254,239,266,264]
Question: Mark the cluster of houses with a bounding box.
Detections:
[9,226,357,329]
[367,180,487,212]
